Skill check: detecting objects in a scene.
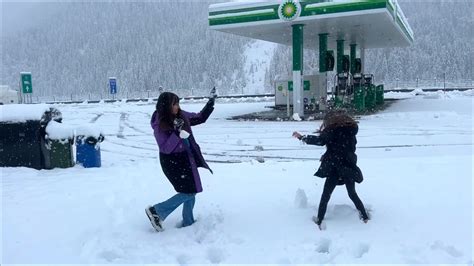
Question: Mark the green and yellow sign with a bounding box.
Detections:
[278,0,301,21]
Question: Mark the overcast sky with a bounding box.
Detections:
[1,2,62,36]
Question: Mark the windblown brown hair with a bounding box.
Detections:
[156,92,181,130]
[319,110,358,132]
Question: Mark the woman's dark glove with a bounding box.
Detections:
[207,87,217,107]
[209,87,218,100]
[173,118,184,131]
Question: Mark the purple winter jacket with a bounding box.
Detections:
[151,101,214,193]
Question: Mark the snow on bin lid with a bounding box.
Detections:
[75,125,103,139]
[0,104,53,123]
[45,121,74,140]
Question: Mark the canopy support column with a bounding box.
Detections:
[319,33,328,73]
[336,39,345,74]
[292,24,304,118]
[360,47,365,73]
[350,43,357,74]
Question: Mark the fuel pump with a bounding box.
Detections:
[363,74,376,110]
[352,58,365,112]
[333,55,351,107]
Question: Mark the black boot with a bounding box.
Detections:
[359,210,370,223]
[145,206,164,231]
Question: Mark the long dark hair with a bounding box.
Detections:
[319,110,357,132]
[156,92,180,130]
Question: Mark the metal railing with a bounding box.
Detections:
[14,77,474,104]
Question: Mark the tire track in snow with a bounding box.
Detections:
[106,139,156,151]
[117,112,150,138]
[104,137,473,163]
[117,113,128,139]
[205,142,472,152]
[89,113,104,123]
[123,119,148,135]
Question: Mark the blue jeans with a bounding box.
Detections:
[153,193,196,227]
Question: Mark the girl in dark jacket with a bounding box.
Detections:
[145,90,216,231]
[292,111,369,228]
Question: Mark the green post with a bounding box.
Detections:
[319,33,328,72]
[336,40,344,74]
[293,25,304,73]
[350,44,357,74]
[292,24,304,117]
[376,84,384,105]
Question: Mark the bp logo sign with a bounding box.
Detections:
[278,0,301,21]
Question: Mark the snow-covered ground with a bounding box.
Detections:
[2,91,473,264]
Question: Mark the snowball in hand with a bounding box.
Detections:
[179,130,190,139]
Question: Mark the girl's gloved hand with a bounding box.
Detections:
[209,87,218,100]
[173,118,184,131]
[292,131,303,140]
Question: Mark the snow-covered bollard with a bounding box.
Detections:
[292,113,302,121]
[75,125,104,168]
[294,188,308,208]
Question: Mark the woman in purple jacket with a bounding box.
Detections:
[146,90,216,231]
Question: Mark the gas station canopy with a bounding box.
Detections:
[209,0,413,50]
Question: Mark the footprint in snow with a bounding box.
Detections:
[430,241,463,258]
[353,242,370,258]
[316,238,331,253]
[176,253,191,265]
[207,247,225,264]
[99,249,121,262]
[193,211,224,243]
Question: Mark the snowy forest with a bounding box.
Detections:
[1,1,248,99]
[1,0,473,99]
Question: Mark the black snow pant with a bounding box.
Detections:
[317,177,369,222]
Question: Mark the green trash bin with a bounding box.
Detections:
[44,121,74,169]
[334,95,344,108]
[353,85,365,112]
[376,85,384,105]
[365,84,376,110]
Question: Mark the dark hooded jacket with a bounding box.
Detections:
[303,124,363,185]
[151,101,214,193]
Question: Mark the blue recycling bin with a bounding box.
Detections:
[76,135,104,168]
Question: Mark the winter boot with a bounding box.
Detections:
[146,206,164,232]
[315,217,322,226]
[359,210,370,223]
[312,216,325,230]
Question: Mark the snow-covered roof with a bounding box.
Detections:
[209,0,279,13]
[0,86,18,98]
[0,85,14,91]
[0,104,53,123]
